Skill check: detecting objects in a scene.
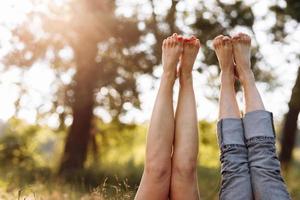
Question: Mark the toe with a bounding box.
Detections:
[167,37,172,46]
[242,34,251,44]
[237,32,245,37]
[223,36,231,41]
[213,35,223,49]
[190,35,197,40]
[232,33,251,44]
[177,35,183,43]
[231,35,240,43]
[191,37,200,45]
[195,39,201,48]
[214,35,224,40]
[222,36,232,47]
[239,32,250,39]
[184,36,191,42]
[162,39,167,48]
[171,36,177,47]
[177,36,184,46]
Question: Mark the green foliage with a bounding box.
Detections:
[0,118,58,186]
[85,119,146,167]
[0,120,38,170]
[199,120,220,167]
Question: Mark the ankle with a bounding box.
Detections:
[240,71,255,86]
[179,72,193,85]
[220,71,235,84]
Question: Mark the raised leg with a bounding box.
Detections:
[214,35,253,200]
[233,32,291,200]
[232,33,264,113]
[135,34,182,200]
[170,36,200,200]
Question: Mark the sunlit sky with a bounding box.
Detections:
[0,0,300,128]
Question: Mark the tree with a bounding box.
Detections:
[3,0,276,174]
[3,0,154,174]
[280,69,300,167]
[271,0,300,167]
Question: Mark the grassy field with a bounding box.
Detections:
[0,119,299,199]
[0,162,299,200]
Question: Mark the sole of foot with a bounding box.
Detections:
[232,32,253,84]
[213,35,234,75]
[179,35,200,76]
[162,33,184,79]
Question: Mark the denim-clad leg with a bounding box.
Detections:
[243,110,291,200]
[217,118,253,200]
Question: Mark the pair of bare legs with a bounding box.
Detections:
[214,33,265,120]
[135,32,263,199]
[214,33,292,200]
[135,34,200,200]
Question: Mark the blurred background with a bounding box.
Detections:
[0,0,299,199]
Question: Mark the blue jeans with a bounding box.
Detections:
[217,110,291,200]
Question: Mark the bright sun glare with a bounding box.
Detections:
[0,0,299,127]
[0,0,61,125]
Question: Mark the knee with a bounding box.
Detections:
[172,159,198,178]
[145,161,171,181]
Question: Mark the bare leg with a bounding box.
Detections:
[232,33,264,112]
[214,35,241,120]
[233,32,291,200]
[214,35,253,200]
[170,36,200,200]
[135,34,183,200]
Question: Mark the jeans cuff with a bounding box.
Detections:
[243,110,275,140]
[217,118,245,147]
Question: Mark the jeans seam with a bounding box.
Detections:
[246,136,275,147]
[222,144,246,148]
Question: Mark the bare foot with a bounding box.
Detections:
[178,36,200,79]
[232,33,254,84]
[232,33,265,112]
[213,35,234,76]
[162,33,183,79]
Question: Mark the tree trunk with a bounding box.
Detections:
[59,44,99,174]
[279,67,300,167]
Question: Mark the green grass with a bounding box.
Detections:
[0,119,299,199]
[0,162,299,200]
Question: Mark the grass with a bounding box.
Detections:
[0,162,299,200]
[0,119,299,199]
